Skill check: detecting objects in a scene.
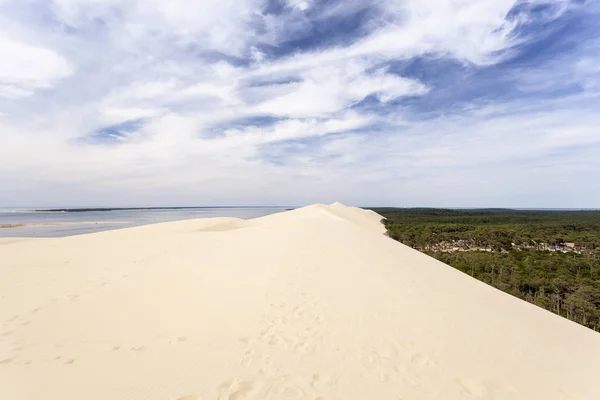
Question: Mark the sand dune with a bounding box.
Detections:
[1,203,599,400]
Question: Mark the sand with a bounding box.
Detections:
[1,203,599,400]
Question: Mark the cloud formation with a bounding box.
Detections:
[0,36,72,98]
[0,0,598,207]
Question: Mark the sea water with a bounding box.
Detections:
[0,207,289,238]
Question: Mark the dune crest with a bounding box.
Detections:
[1,203,599,400]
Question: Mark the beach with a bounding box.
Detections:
[1,202,599,400]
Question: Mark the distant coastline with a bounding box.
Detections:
[17,206,600,213]
[1,207,291,238]
[25,206,292,213]
[1,221,126,229]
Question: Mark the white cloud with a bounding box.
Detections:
[0,85,32,99]
[223,112,372,145]
[0,36,72,98]
[49,0,267,55]
[375,0,519,65]
[253,63,428,117]
[286,0,313,11]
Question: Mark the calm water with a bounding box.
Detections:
[0,207,289,238]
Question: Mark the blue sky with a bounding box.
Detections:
[0,0,598,207]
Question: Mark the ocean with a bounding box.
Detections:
[0,207,289,238]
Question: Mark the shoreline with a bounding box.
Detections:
[0,207,290,239]
[0,221,127,229]
[15,206,296,213]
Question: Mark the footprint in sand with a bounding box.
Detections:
[264,376,308,399]
[267,383,305,399]
[379,372,394,383]
[410,352,437,369]
[267,334,289,347]
[6,315,20,323]
[294,341,316,355]
[292,306,306,318]
[310,373,337,391]
[238,337,250,345]
[456,377,489,399]
[239,350,257,368]
[219,380,262,400]
[177,395,203,400]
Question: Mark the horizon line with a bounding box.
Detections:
[4,206,600,213]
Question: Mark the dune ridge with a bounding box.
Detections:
[1,203,599,400]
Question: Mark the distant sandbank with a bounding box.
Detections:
[17,206,289,213]
[0,221,126,229]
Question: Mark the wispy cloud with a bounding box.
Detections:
[0,0,598,207]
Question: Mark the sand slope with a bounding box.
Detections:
[1,203,599,400]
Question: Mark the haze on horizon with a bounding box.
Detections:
[1,0,599,208]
